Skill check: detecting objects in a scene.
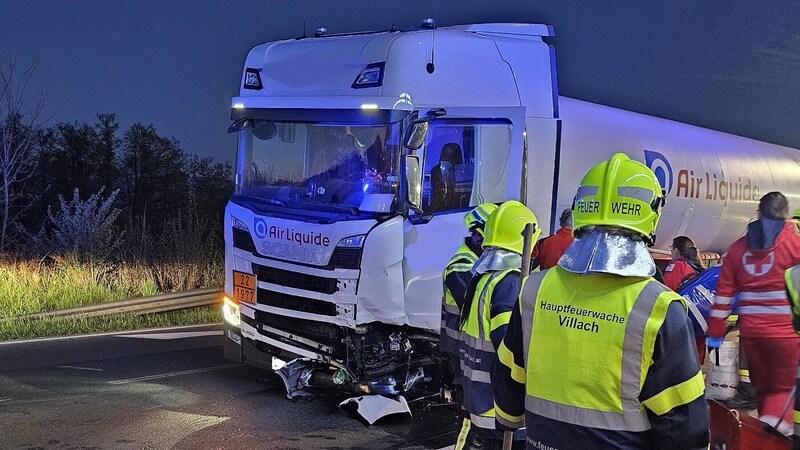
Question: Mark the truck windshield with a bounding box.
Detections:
[236,120,402,215]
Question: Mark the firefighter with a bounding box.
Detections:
[441,203,497,394]
[786,264,800,441]
[706,191,800,435]
[456,200,539,450]
[493,153,708,449]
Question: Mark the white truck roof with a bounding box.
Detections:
[233,23,558,118]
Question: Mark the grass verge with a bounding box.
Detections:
[0,258,223,317]
[0,305,221,341]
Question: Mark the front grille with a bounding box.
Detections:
[254,263,337,294]
[328,247,362,269]
[254,310,343,347]
[257,288,337,316]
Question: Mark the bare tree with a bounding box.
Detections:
[0,58,46,252]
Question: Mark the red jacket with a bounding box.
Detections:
[663,258,700,291]
[531,227,574,270]
[708,221,800,338]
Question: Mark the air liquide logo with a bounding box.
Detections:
[253,218,329,264]
[643,150,760,207]
[644,150,673,195]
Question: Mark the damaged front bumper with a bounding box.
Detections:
[275,357,428,400]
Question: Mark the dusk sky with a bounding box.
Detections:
[2,1,799,164]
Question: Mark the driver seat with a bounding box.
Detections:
[430,143,463,212]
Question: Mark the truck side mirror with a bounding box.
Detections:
[404,121,429,150]
[405,155,422,209]
[253,121,278,140]
[228,117,251,133]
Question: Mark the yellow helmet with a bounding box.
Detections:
[791,208,800,228]
[572,153,666,246]
[464,203,498,236]
[482,200,541,254]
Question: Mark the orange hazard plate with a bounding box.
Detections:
[233,271,256,304]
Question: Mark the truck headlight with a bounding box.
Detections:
[231,215,249,231]
[336,234,366,248]
[222,296,241,328]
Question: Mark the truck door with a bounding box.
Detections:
[402,107,525,331]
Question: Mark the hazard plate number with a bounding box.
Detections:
[233,271,256,304]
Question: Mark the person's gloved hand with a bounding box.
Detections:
[706,336,724,350]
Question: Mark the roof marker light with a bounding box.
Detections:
[351,62,385,89]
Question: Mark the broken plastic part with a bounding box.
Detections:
[276,359,316,399]
[339,395,412,425]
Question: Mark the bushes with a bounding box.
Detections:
[43,188,123,260]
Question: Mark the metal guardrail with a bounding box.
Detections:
[22,287,223,321]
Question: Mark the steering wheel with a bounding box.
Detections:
[343,172,365,183]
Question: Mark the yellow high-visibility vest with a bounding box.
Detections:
[459,268,517,429]
[517,267,703,431]
[441,244,478,354]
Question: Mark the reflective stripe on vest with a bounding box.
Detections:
[519,269,676,432]
[738,290,788,301]
[470,413,496,429]
[441,245,478,353]
[787,266,800,316]
[460,269,516,428]
[736,305,791,315]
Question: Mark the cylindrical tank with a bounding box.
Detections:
[554,97,800,254]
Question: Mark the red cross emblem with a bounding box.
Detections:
[742,251,774,277]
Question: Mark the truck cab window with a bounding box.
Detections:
[420,120,512,214]
[237,120,402,215]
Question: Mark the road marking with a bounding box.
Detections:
[57,365,104,372]
[0,323,221,346]
[108,363,241,385]
[115,330,222,340]
[0,397,11,402]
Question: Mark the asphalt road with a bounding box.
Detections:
[0,324,460,450]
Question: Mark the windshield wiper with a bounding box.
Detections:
[300,198,361,215]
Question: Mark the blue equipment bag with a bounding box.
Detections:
[676,265,722,337]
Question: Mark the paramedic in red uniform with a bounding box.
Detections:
[662,236,704,291]
[530,208,574,270]
[706,191,800,435]
[663,235,707,362]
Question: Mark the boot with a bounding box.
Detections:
[724,381,756,410]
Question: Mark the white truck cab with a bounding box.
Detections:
[222,22,558,397]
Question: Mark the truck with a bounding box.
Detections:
[220,21,800,399]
